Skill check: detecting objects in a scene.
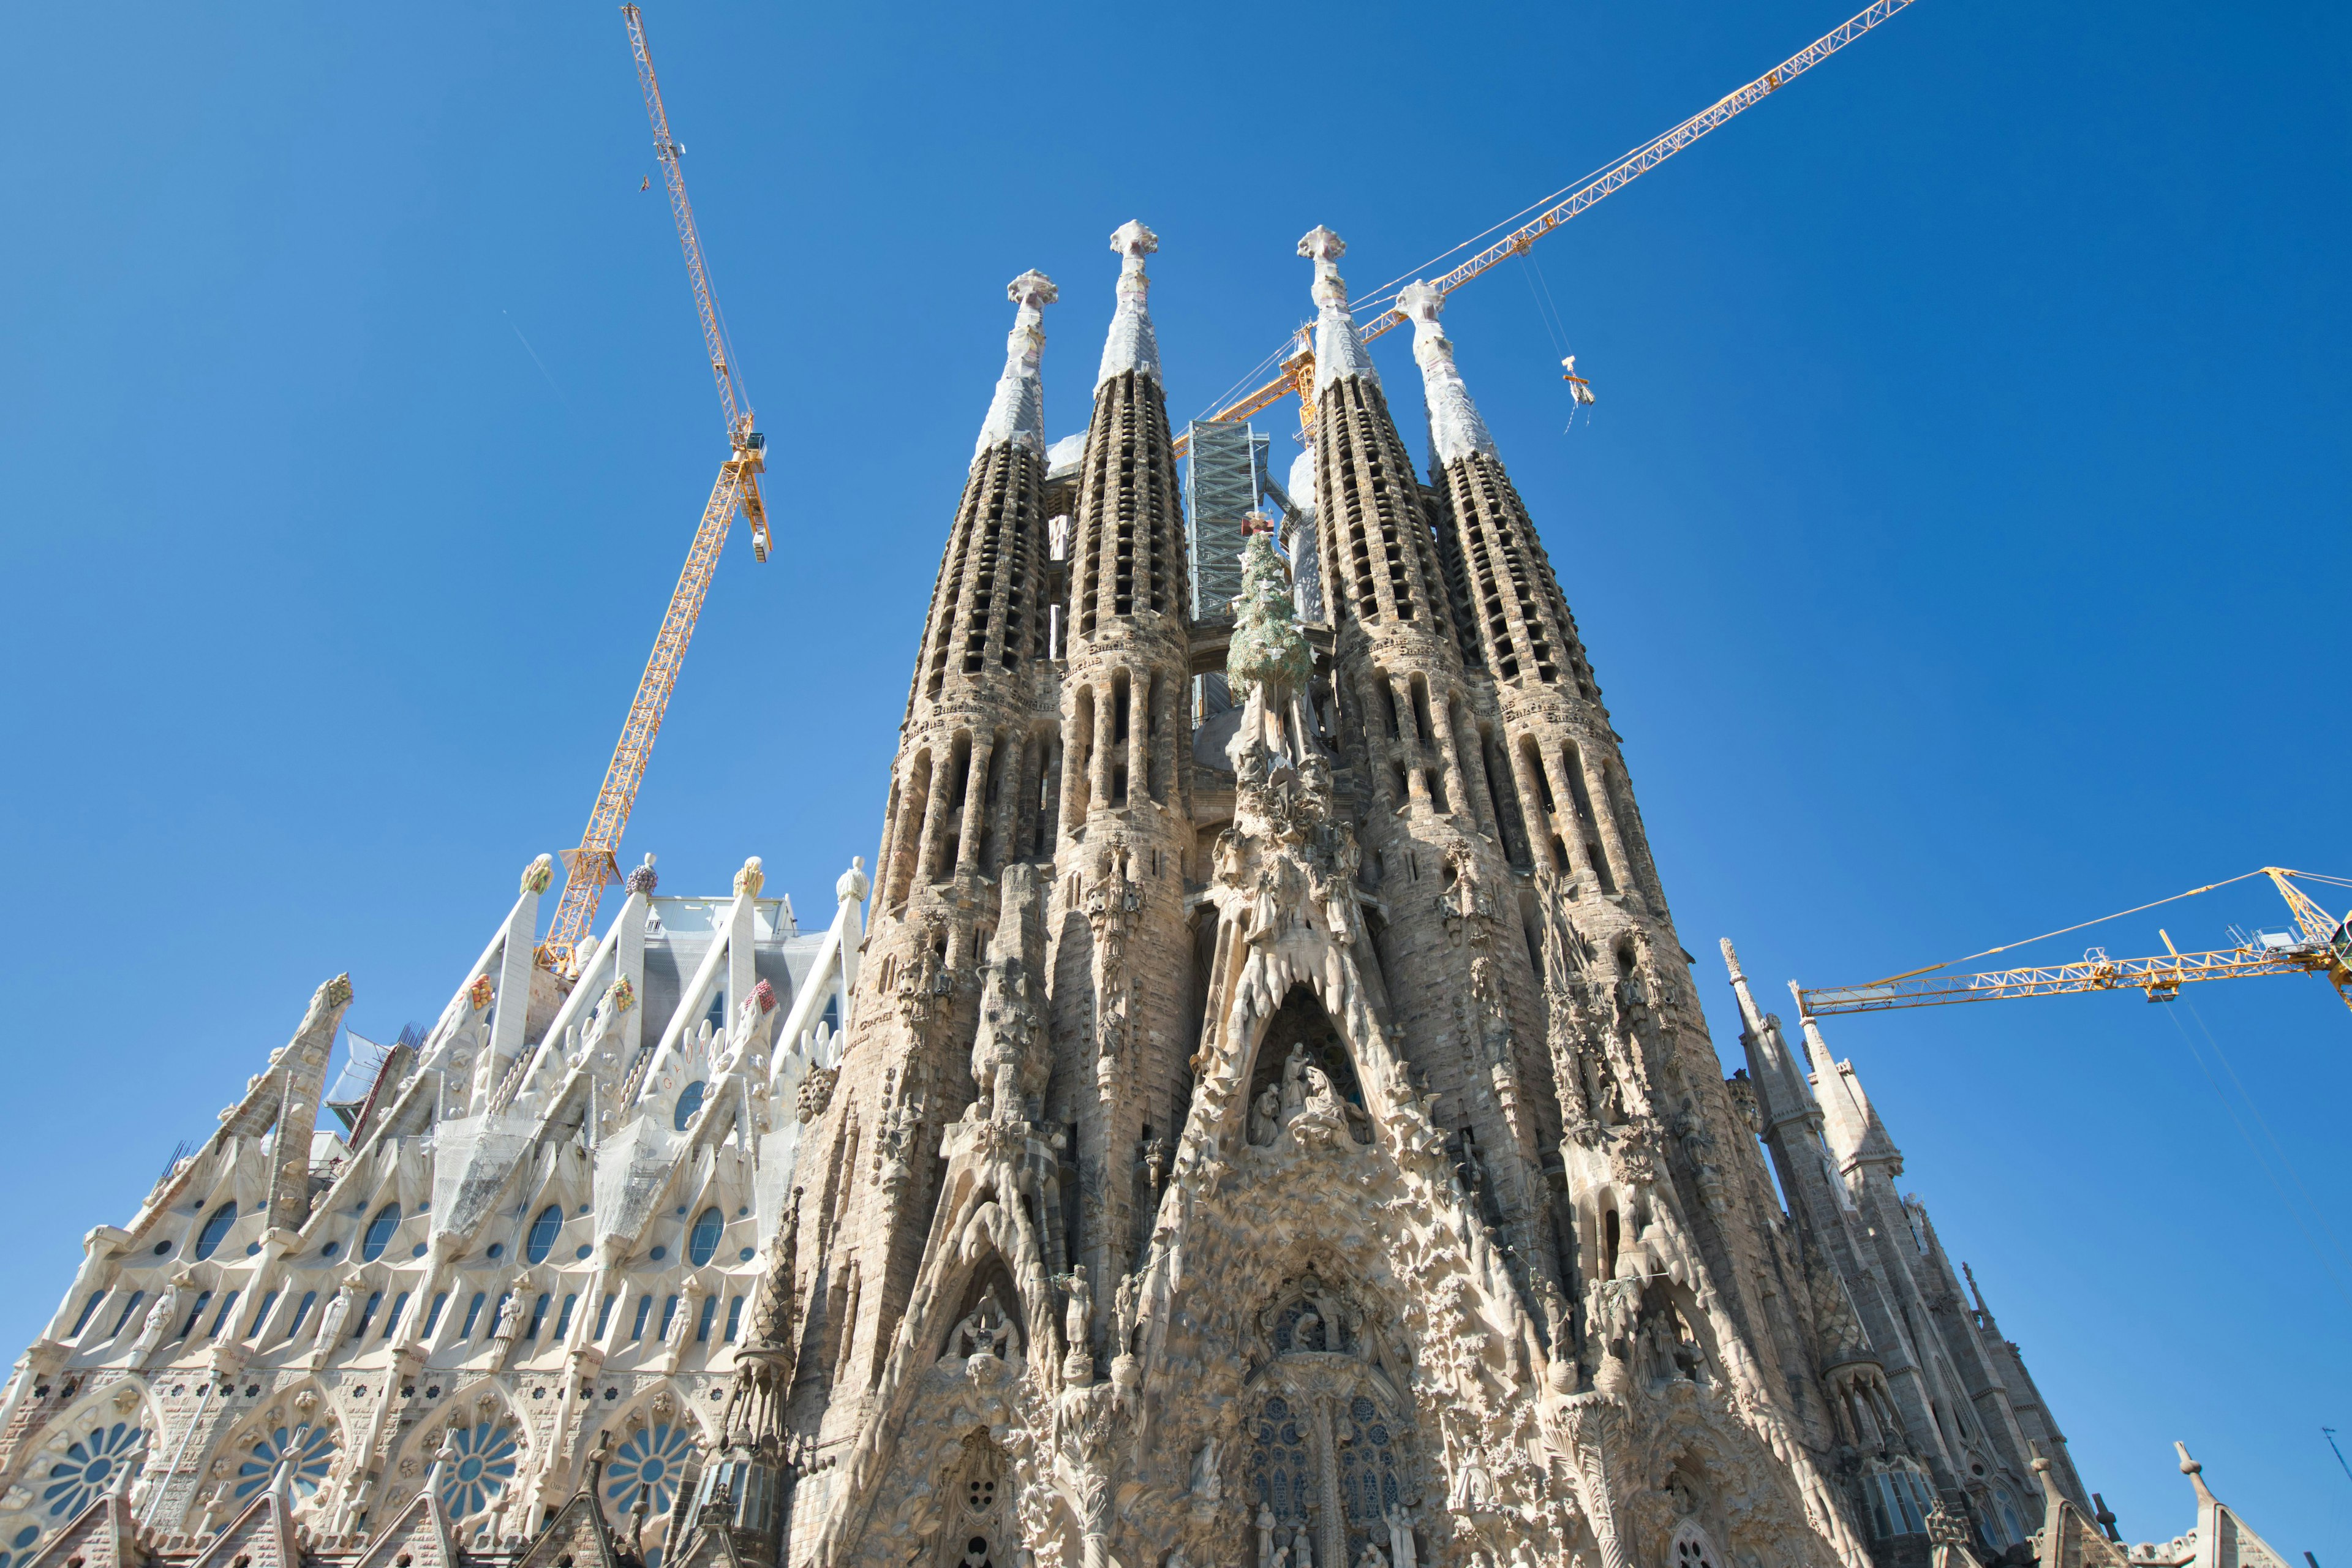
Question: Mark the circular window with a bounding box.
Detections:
[737,1248,755,1263]
[42,1421,145,1520]
[361,1204,401,1262]
[526,1206,563,1265]
[687,1208,722,1267]
[193,1204,237,1262]
[436,1421,519,1520]
[576,1245,594,1261]
[604,1423,696,1521]
[233,1422,336,1503]
[648,1246,666,1262]
[485,1244,503,1261]
[319,1242,340,1260]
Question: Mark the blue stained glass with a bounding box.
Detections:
[285,1292,317,1341]
[554,1294,578,1340]
[673,1082,707,1132]
[631,1295,654,1341]
[435,1420,519,1520]
[421,1292,448,1335]
[194,1204,237,1262]
[177,1291,212,1340]
[209,1290,239,1338]
[234,1422,335,1502]
[43,1422,144,1519]
[15,1526,41,1547]
[695,1295,717,1342]
[459,1292,486,1340]
[361,1204,401,1262]
[527,1206,562,1265]
[109,1293,144,1337]
[688,1208,722,1267]
[69,1293,105,1339]
[724,1296,744,1341]
[603,1422,697,1520]
[382,1292,410,1338]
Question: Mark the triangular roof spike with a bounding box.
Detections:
[2030,1445,2127,1568]
[21,1493,146,1568]
[974,271,1058,465]
[349,1482,462,1568]
[1095,221,1162,390]
[2176,1444,2297,1568]
[184,1474,303,1568]
[511,1492,621,1568]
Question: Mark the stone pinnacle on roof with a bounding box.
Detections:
[1298,225,1379,391]
[1400,279,1498,466]
[973,268,1058,466]
[1095,219,1163,390]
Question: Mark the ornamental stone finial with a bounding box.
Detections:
[1297,226,1346,264]
[1009,270,1059,310]
[1112,219,1159,261]
[734,856,766,899]
[521,854,555,896]
[837,855,869,906]
[625,853,659,896]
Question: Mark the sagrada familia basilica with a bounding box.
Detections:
[0,227,2298,1568]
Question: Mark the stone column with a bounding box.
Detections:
[955,736,996,876]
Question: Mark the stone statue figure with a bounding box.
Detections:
[316,1283,356,1346]
[1385,1504,1418,1568]
[658,1292,688,1348]
[1357,1542,1389,1568]
[1282,1044,1310,1114]
[1292,1523,1314,1568]
[1112,1272,1141,1361]
[1189,1438,1221,1502]
[1257,1504,1277,1568]
[1251,1083,1283,1147]
[1059,1272,1091,1355]
[1292,1305,1323,1352]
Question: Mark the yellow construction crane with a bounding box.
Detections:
[1171,0,1920,459]
[539,4,773,971]
[1793,868,2352,1017]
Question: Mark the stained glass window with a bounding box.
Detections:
[361,1204,401,1262]
[673,1082,708,1133]
[42,1422,144,1520]
[194,1204,237,1262]
[688,1207,722,1267]
[527,1205,563,1265]
[234,1422,336,1502]
[435,1420,519,1520]
[1245,1395,1310,1525]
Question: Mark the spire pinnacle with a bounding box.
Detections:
[973,270,1057,466]
[1096,220,1163,389]
[1400,280,1497,466]
[1298,226,1378,390]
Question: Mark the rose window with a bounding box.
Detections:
[436,1420,520,1520]
[603,1422,698,1520]
[42,1421,145,1520]
[234,1422,337,1504]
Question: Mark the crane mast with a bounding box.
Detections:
[1171,0,1918,460]
[540,5,772,970]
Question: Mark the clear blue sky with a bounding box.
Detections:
[3,0,2346,1552]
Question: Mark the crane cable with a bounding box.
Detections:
[1858,869,2278,988]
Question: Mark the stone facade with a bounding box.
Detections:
[0,224,2293,1568]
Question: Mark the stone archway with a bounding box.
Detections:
[1240,1281,1422,1568]
[1243,986,1371,1147]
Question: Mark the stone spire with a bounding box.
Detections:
[1095,220,1162,389]
[1298,225,1380,388]
[1400,281,1498,466]
[974,270,1058,465]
